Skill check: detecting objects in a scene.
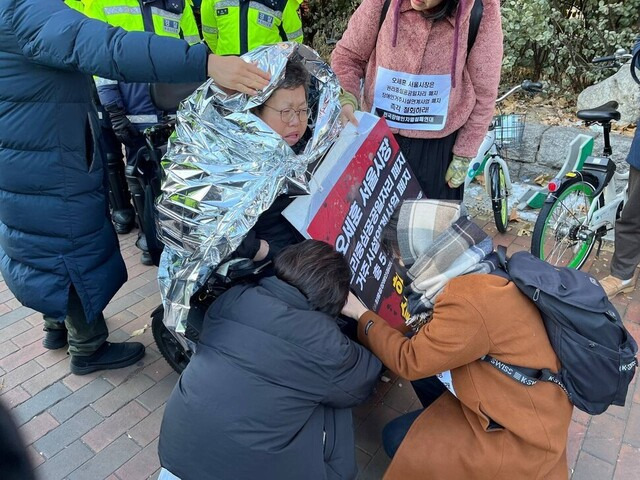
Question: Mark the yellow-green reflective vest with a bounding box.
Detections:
[200,0,303,55]
[84,0,201,44]
[65,0,85,12]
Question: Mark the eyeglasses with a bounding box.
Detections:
[263,104,309,123]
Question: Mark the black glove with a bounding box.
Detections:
[232,230,261,260]
[104,103,141,148]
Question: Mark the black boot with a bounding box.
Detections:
[70,341,145,375]
[106,152,135,234]
[136,234,154,266]
[42,327,68,350]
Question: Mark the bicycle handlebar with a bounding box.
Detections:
[495,80,543,103]
[521,80,543,93]
[592,49,633,64]
[592,55,617,64]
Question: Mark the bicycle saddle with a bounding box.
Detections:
[576,101,621,123]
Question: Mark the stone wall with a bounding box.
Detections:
[504,122,634,182]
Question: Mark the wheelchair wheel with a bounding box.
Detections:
[489,163,509,233]
[151,305,191,374]
[531,177,603,269]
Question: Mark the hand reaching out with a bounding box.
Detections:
[341,292,368,320]
[207,54,270,95]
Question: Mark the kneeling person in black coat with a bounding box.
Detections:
[158,240,382,480]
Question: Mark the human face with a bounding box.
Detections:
[410,0,445,12]
[257,86,308,146]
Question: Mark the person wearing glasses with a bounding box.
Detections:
[231,58,310,263]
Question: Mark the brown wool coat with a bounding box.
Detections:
[358,274,573,479]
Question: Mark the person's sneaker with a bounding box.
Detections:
[70,342,145,375]
[600,272,638,299]
[42,327,68,350]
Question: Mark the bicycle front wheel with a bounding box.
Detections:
[531,178,602,269]
[489,163,509,233]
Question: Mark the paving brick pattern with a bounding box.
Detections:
[0,225,638,479]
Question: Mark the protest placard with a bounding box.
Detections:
[284,113,422,329]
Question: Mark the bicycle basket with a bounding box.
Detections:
[493,113,526,156]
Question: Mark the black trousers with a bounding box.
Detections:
[395,132,464,200]
[381,376,446,458]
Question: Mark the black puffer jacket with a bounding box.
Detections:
[159,276,382,480]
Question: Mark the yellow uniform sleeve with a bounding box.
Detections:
[200,0,218,53]
[282,0,303,43]
[180,1,202,45]
[83,0,107,22]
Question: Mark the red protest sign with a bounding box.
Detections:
[286,114,422,329]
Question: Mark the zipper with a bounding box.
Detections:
[239,0,249,54]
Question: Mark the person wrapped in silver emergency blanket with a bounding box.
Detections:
[156,42,343,333]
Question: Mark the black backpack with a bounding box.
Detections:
[484,247,638,415]
[378,0,484,53]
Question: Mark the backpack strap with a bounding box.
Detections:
[481,355,571,397]
[495,244,508,271]
[377,0,483,53]
[378,0,392,33]
[467,0,483,53]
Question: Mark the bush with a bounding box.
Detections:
[302,0,640,95]
[301,0,361,60]
[502,0,640,95]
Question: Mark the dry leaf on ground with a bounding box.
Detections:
[534,174,550,186]
[509,208,520,223]
[131,324,149,337]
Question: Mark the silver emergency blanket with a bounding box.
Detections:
[157,42,342,332]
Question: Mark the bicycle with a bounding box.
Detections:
[530,49,634,269]
[464,80,543,233]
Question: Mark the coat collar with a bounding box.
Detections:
[259,276,310,310]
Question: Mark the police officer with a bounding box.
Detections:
[63,1,137,237]
[200,0,303,55]
[85,0,201,265]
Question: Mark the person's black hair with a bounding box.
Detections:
[423,0,459,20]
[273,240,350,317]
[254,58,309,114]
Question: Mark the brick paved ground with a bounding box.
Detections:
[0,219,639,480]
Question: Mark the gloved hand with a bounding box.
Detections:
[104,103,141,148]
[339,88,359,127]
[445,155,471,188]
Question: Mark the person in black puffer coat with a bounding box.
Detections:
[158,240,382,480]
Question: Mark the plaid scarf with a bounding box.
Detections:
[395,200,497,331]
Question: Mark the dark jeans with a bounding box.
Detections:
[382,376,446,458]
[42,286,108,356]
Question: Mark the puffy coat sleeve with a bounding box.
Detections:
[9,0,208,84]
[321,335,382,409]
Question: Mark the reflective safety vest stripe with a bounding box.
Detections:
[200,0,303,55]
[85,0,202,122]
[85,0,201,44]
[126,114,159,124]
